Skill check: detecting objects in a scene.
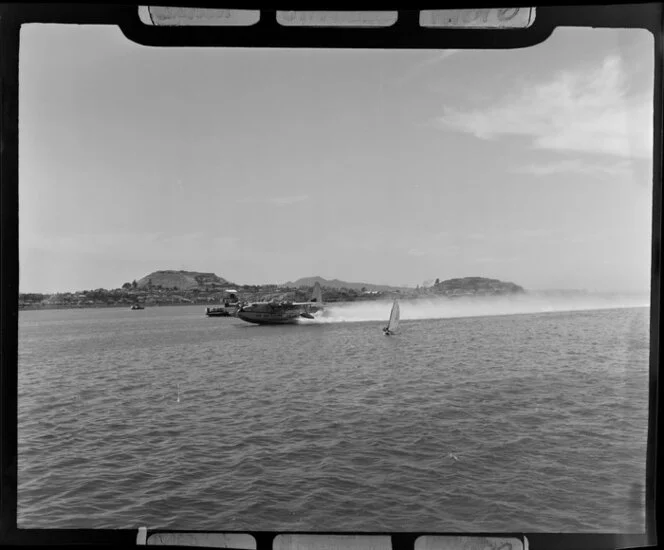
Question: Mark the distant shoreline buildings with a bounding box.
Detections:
[19,271,526,310]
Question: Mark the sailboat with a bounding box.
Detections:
[383,299,400,335]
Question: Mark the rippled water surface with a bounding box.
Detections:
[18,304,649,532]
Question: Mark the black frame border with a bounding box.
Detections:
[1,4,661,549]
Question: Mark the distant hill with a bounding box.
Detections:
[135,270,230,290]
[432,277,525,296]
[284,276,403,292]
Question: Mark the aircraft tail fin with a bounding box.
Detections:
[310,282,323,304]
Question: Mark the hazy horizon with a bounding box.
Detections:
[19,24,654,294]
[17,268,652,296]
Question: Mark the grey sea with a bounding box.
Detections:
[17,300,650,532]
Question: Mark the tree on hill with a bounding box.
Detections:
[132,280,137,289]
[122,282,131,290]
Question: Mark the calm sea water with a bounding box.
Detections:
[17,302,650,532]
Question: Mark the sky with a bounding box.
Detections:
[19,21,654,293]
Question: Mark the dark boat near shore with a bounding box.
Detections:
[130,304,144,310]
[205,289,240,317]
[205,306,233,317]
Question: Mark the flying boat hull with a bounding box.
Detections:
[236,282,324,325]
[237,303,320,325]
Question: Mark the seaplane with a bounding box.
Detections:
[236,282,324,325]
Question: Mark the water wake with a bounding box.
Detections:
[301,293,649,324]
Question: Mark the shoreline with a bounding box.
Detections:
[18,302,202,312]
[18,295,649,314]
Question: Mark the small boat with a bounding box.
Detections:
[383,299,400,335]
[130,304,145,310]
[205,289,241,317]
[205,306,233,317]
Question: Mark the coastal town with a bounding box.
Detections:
[18,270,525,310]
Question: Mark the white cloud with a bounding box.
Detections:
[437,55,652,159]
[513,158,634,178]
[237,194,309,206]
[325,231,389,252]
[408,244,460,257]
[392,50,461,87]
[473,256,518,264]
[406,231,459,257]
[269,194,309,206]
[21,231,239,262]
[516,229,556,239]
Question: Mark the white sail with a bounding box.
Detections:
[387,299,400,332]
